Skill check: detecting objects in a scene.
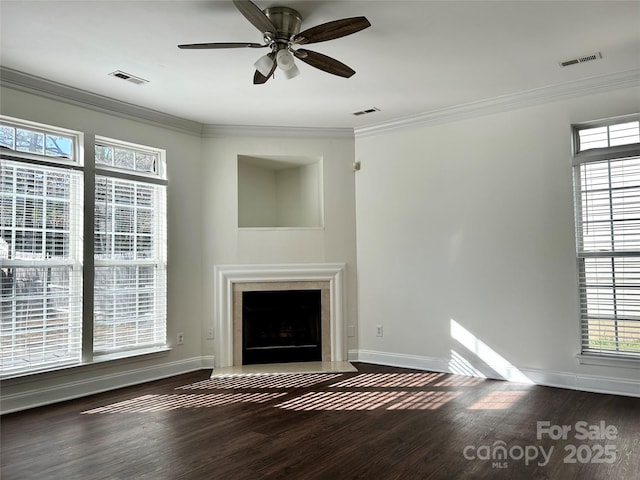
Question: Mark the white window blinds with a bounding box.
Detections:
[573,116,640,358]
[1,118,168,377]
[93,139,166,354]
[1,121,83,374]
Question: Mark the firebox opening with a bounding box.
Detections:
[242,289,322,365]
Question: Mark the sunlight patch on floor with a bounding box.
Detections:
[329,372,445,388]
[468,390,529,410]
[177,373,342,390]
[433,375,487,387]
[81,392,286,414]
[274,391,407,411]
[386,391,462,410]
[274,390,461,411]
[81,369,532,414]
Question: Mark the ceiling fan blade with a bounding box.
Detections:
[178,42,266,49]
[293,49,356,78]
[293,17,371,45]
[253,53,277,84]
[253,70,269,84]
[232,0,276,34]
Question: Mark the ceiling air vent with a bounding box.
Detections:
[353,107,380,116]
[559,52,602,67]
[108,70,149,85]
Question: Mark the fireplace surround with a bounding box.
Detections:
[213,263,347,367]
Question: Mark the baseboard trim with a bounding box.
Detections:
[353,350,640,398]
[356,349,451,374]
[0,356,215,414]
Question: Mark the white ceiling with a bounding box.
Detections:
[1,1,639,130]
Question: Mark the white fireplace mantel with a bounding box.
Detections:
[213,263,347,367]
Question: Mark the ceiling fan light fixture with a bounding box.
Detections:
[276,48,296,71]
[254,53,275,76]
[282,63,300,79]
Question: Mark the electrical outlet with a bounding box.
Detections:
[376,325,383,337]
[347,325,356,337]
[206,327,215,339]
[177,332,184,345]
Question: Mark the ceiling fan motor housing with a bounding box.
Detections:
[264,7,302,43]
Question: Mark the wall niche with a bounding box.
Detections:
[237,154,323,228]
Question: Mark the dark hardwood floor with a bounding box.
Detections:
[2,363,639,480]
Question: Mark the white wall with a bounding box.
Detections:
[0,87,206,411]
[354,86,640,395]
[201,133,359,356]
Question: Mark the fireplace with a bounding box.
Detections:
[242,289,322,365]
[233,281,331,366]
[213,264,347,367]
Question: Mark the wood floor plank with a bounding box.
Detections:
[1,363,639,479]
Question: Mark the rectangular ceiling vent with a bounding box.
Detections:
[109,70,149,85]
[353,107,381,116]
[559,52,602,67]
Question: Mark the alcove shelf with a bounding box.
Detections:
[237,154,324,228]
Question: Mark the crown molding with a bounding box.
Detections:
[0,67,204,136]
[0,67,353,140]
[3,66,638,141]
[355,68,640,138]
[201,124,354,139]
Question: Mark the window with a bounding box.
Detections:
[1,120,83,373]
[0,117,167,377]
[0,123,75,159]
[93,138,167,354]
[573,114,640,358]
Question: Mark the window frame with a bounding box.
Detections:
[572,113,640,363]
[1,118,85,376]
[0,115,83,169]
[94,135,166,182]
[92,137,167,357]
[0,116,169,379]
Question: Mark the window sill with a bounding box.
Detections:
[237,226,325,231]
[1,346,171,382]
[92,346,171,364]
[576,353,640,369]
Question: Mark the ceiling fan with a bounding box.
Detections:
[178,0,371,84]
